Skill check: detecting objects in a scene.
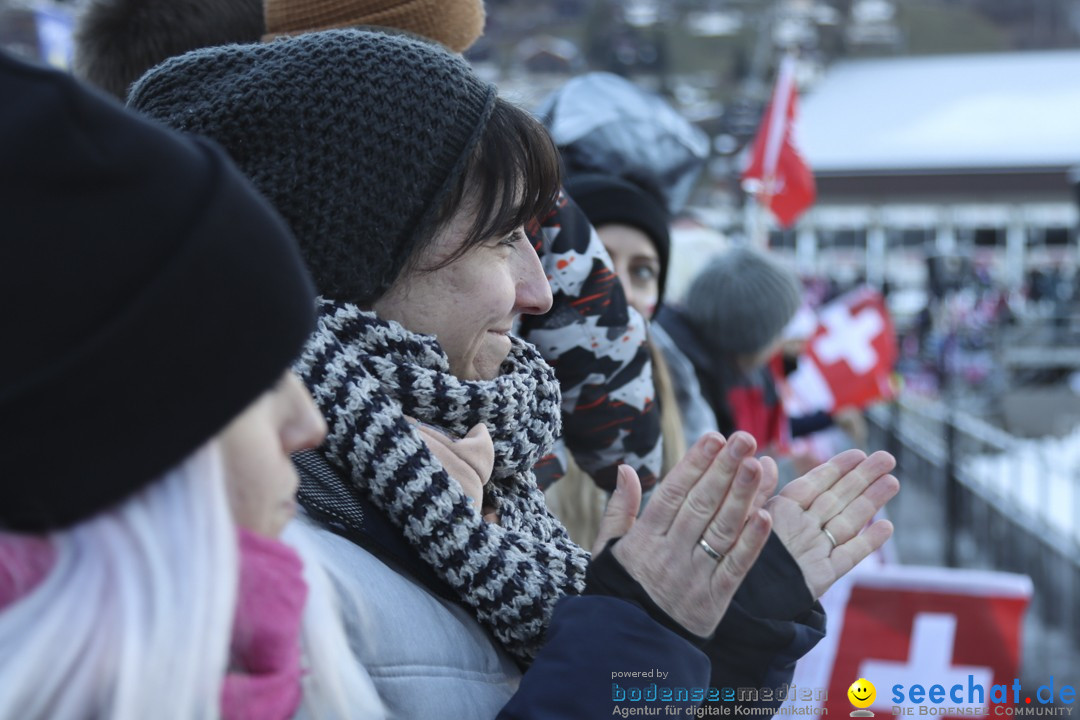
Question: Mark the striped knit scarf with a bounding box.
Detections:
[293,300,590,663]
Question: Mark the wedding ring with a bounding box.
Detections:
[697,538,725,562]
[822,527,838,550]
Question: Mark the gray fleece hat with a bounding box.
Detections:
[684,247,801,356]
[128,28,496,305]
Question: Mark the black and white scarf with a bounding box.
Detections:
[294,300,590,663]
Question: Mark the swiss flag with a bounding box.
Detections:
[786,288,897,413]
[824,567,1031,719]
[777,565,1032,720]
[742,53,816,227]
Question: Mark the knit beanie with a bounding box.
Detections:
[263,0,485,53]
[684,247,802,356]
[564,172,672,311]
[129,29,497,306]
[0,50,316,532]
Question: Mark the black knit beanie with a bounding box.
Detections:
[564,172,672,313]
[128,28,497,306]
[684,247,802,357]
[0,50,316,532]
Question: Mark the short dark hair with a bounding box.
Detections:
[419,97,562,272]
[73,0,264,100]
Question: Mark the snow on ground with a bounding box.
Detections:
[964,425,1080,547]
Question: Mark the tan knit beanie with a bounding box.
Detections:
[263,0,485,53]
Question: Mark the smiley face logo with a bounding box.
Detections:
[848,678,877,709]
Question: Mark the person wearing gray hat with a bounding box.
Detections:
[0,43,717,720]
[658,246,802,452]
[660,246,864,452]
[127,28,850,718]
[73,0,667,506]
[128,28,903,719]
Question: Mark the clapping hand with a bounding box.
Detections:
[765,449,898,599]
[599,431,773,638]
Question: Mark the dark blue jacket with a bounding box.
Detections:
[499,595,711,718]
[297,451,823,717]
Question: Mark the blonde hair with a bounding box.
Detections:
[545,335,687,549]
[650,336,687,477]
[0,445,237,720]
[0,443,386,720]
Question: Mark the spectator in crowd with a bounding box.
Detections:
[0,46,752,720]
[0,48,382,720]
[130,28,899,717]
[546,171,721,546]
[567,171,721,453]
[72,0,665,501]
[659,247,802,453]
[72,0,265,100]
[662,249,865,460]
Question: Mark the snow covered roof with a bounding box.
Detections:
[797,51,1080,173]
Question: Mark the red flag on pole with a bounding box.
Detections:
[742,54,816,227]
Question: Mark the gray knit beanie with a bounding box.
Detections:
[684,247,801,356]
[128,28,496,305]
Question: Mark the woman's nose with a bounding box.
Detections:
[282,374,328,452]
[615,272,637,316]
[515,239,554,316]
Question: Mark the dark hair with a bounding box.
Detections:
[73,0,265,100]
[417,97,562,272]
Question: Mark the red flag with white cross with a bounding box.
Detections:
[823,566,1032,719]
[741,53,816,227]
[787,287,897,413]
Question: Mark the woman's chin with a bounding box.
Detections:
[466,334,511,380]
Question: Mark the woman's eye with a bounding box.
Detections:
[498,229,524,247]
[631,264,658,281]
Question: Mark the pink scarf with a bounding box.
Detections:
[0,534,55,607]
[1,527,307,720]
[222,527,308,720]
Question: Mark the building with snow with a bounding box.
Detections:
[781,50,1080,293]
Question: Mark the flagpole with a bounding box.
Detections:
[757,199,770,248]
[740,49,815,233]
[761,52,796,183]
[750,53,796,250]
[744,195,772,250]
[743,194,770,249]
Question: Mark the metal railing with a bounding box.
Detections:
[868,395,1080,645]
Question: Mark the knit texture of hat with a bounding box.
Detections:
[263,0,485,53]
[128,29,496,306]
[684,247,802,356]
[564,172,672,310]
[0,50,316,532]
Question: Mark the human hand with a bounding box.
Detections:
[590,438,779,555]
[752,454,779,513]
[833,406,868,448]
[608,431,773,637]
[411,420,496,520]
[590,466,643,556]
[766,449,898,600]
